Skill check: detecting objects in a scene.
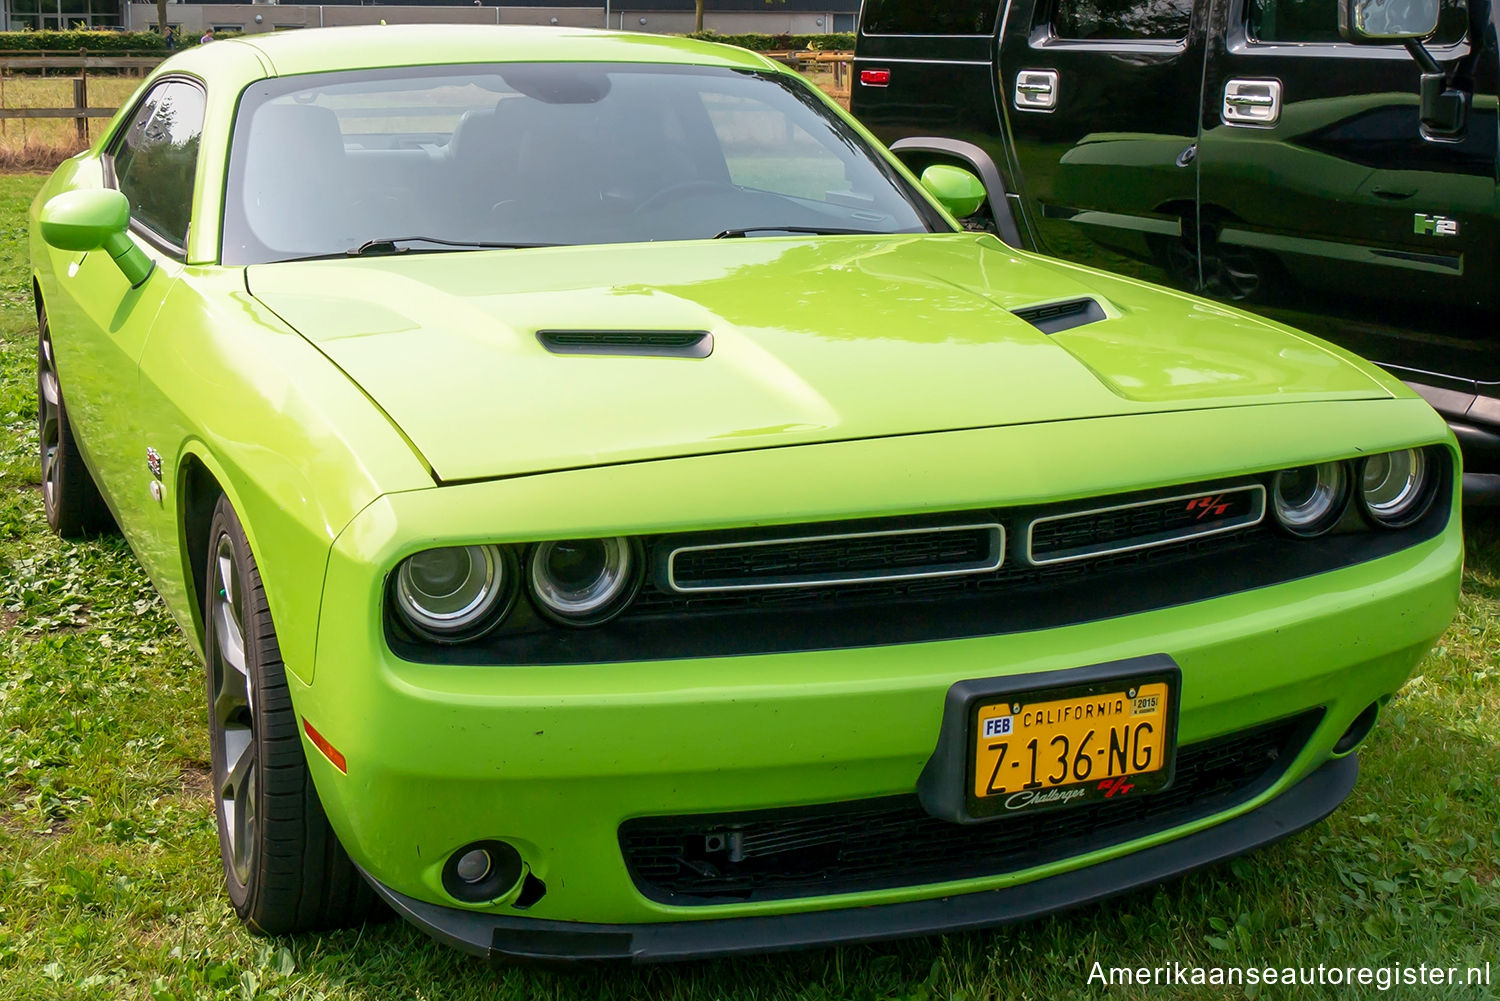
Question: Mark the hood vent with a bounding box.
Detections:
[1012,298,1106,335]
[537,330,713,358]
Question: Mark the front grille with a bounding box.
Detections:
[668,523,1003,592]
[389,458,1451,665]
[1028,485,1265,564]
[631,524,1266,618]
[620,711,1321,904]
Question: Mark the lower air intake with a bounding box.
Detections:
[619,711,1321,904]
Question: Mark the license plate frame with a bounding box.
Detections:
[916,655,1182,824]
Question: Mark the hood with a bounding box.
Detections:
[246,234,1389,483]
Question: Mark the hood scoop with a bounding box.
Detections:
[538,329,714,358]
[1012,297,1106,335]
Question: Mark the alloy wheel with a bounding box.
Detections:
[36,322,62,519]
[210,531,258,885]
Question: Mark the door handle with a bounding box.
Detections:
[1014,70,1059,112]
[1371,187,1417,200]
[1222,79,1282,126]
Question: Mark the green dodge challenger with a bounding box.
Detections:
[30,25,1462,961]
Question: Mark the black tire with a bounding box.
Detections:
[203,495,376,934]
[37,309,115,538]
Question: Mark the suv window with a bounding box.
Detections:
[109,80,205,250]
[1248,0,1467,43]
[1053,0,1195,40]
[861,0,1002,35]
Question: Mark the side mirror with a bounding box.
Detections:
[39,189,154,287]
[1337,0,1466,139]
[920,164,987,219]
[1338,0,1440,41]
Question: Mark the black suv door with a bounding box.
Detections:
[1194,0,1498,447]
[995,0,1208,290]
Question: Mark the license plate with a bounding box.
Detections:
[969,674,1177,817]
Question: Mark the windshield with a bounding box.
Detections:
[221,63,946,265]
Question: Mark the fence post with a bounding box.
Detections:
[73,76,88,145]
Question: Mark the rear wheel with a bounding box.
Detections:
[37,309,114,538]
[204,496,376,934]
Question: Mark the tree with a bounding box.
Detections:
[695,0,787,33]
[156,0,167,36]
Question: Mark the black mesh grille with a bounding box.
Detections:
[1029,487,1262,563]
[620,712,1320,904]
[632,526,1266,617]
[671,526,998,590]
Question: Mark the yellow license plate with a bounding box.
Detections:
[972,681,1174,813]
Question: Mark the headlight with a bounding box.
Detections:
[1271,461,1349,537]
[393,544,514,642]
[528,537,640,625]
[1359,448,1435,527]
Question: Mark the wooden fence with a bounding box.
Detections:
[0,53,163,143]
[766,50,853,99]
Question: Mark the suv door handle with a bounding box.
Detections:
[1015,70,1059,112]
[1222,79,1282,126]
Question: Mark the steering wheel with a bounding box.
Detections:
[634,180,740,214]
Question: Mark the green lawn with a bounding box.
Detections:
[1,171,1497,1000]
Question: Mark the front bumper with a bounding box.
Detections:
[361,754,1358,962]
[289,401,1461,944]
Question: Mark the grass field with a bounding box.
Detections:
[0,169,1498,1000]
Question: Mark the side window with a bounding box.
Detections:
[1052,0,1196,40]
[861,0,1002,35]
[109,80,205,251]
[1248,0,1467,43]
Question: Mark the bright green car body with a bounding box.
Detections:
[30,26,1462,960]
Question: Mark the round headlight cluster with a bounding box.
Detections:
[392,544,515,643]
[1270,449,1440,537]
[528,537,640,626]
[1271,462,1349,537]
[1359,448,1435,528]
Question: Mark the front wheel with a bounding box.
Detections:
[204,495,376,934]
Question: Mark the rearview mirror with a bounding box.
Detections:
[39,189,154,287]
[920,164,987,219]
[1338,0,1440,42]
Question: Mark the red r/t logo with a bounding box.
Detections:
[1185,494,1231,519]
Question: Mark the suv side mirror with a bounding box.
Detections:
[1338,0,1439,41]
[39,189,154,287]
[920,164,987,219]
[1338,0,1466,139]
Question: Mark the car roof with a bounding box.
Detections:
[217,24,781,78]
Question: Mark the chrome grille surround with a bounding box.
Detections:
[666,523,1006,593]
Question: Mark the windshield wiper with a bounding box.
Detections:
[347,236,563,256]
[712,226,893,239]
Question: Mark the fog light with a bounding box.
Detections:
[528,537,640,625]
[441,840,524,903]
[1359,449,1435,528]
[1271,462,1349,537]
[454,848,491,884]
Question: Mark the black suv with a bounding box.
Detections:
[852,0,1497,501]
